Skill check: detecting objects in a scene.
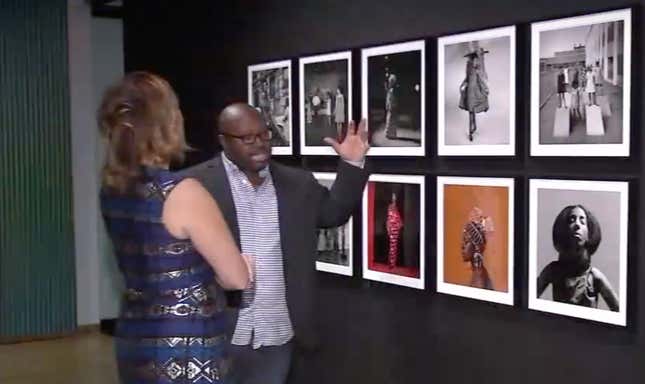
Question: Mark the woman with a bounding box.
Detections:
[569,65,582,119]
[537,205,618,311]
[384,73,398,140]
[459,44,489,142]
[334,87,345,141]
[556,67,569,109]
[461,207,494,290]
[585,66,597,106]
[386,192,404,268]
[99,72,252,383]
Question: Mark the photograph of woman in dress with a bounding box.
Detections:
[438,26,515,155]
[363,175,425,289]
[459,42,490,142]
[537,205,619,311]
[362,40,425,155]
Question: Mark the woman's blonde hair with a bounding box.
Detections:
[98,71,187,193]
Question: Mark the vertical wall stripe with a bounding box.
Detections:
[0,0,76,338]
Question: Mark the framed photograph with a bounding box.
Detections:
[530,9,631,157]
[313,172,353,276]
[300,51,352,156]
[438,26,516,156]
[528,179,628,326]
[248,60,293,155]
[362,174,425,289]
[361,40,425,156]
[437,177,515,305]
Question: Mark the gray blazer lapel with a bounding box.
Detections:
[203,156,241,247]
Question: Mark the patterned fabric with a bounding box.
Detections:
[221,154,294,349]
[386,201,403,268]
[553,267,598,308]
[101,168,234,383]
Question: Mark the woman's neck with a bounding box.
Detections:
[558,250,590,274]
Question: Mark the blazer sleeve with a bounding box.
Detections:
[313,160,370,228]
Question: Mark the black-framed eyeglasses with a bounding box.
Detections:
[221,130,272,145]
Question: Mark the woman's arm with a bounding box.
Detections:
[537,262,555,297]
[592,267,620,312]
[163,178,251,290]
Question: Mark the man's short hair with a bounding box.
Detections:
[552,205,601,256]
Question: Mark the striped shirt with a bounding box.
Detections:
[222,153,294,349]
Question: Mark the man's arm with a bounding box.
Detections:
[314,160,369,229]
[313,118,370,228]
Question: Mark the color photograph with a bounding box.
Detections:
[362,174,425,289]
[437,177,514,305]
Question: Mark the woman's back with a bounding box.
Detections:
[101,167,233,383]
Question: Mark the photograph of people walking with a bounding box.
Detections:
[248,60,293,155]
[531,9,631,156]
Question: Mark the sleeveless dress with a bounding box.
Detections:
[334,94,345,123]
[101,168,235,384]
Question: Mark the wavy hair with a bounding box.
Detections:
[98,71,187,193]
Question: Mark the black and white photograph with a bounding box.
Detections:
[314,172,353,276]
[531,9,631,157]
[528,179,628,326]
[362,174,425,289]
[362,40,425,156]
[248,60,293,155]
[300,51,352,155]
[438,26,516,156]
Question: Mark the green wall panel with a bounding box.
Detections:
[0,0,76,338]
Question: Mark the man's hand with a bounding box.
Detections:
[323,118,370,162]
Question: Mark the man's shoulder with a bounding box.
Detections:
[270,160,312,180]
[178,155,223,180]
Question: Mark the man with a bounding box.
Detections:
[186,103,370,384]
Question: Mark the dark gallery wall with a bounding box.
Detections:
[123,1,645,383]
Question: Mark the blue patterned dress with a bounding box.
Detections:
[101,168,234,384]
